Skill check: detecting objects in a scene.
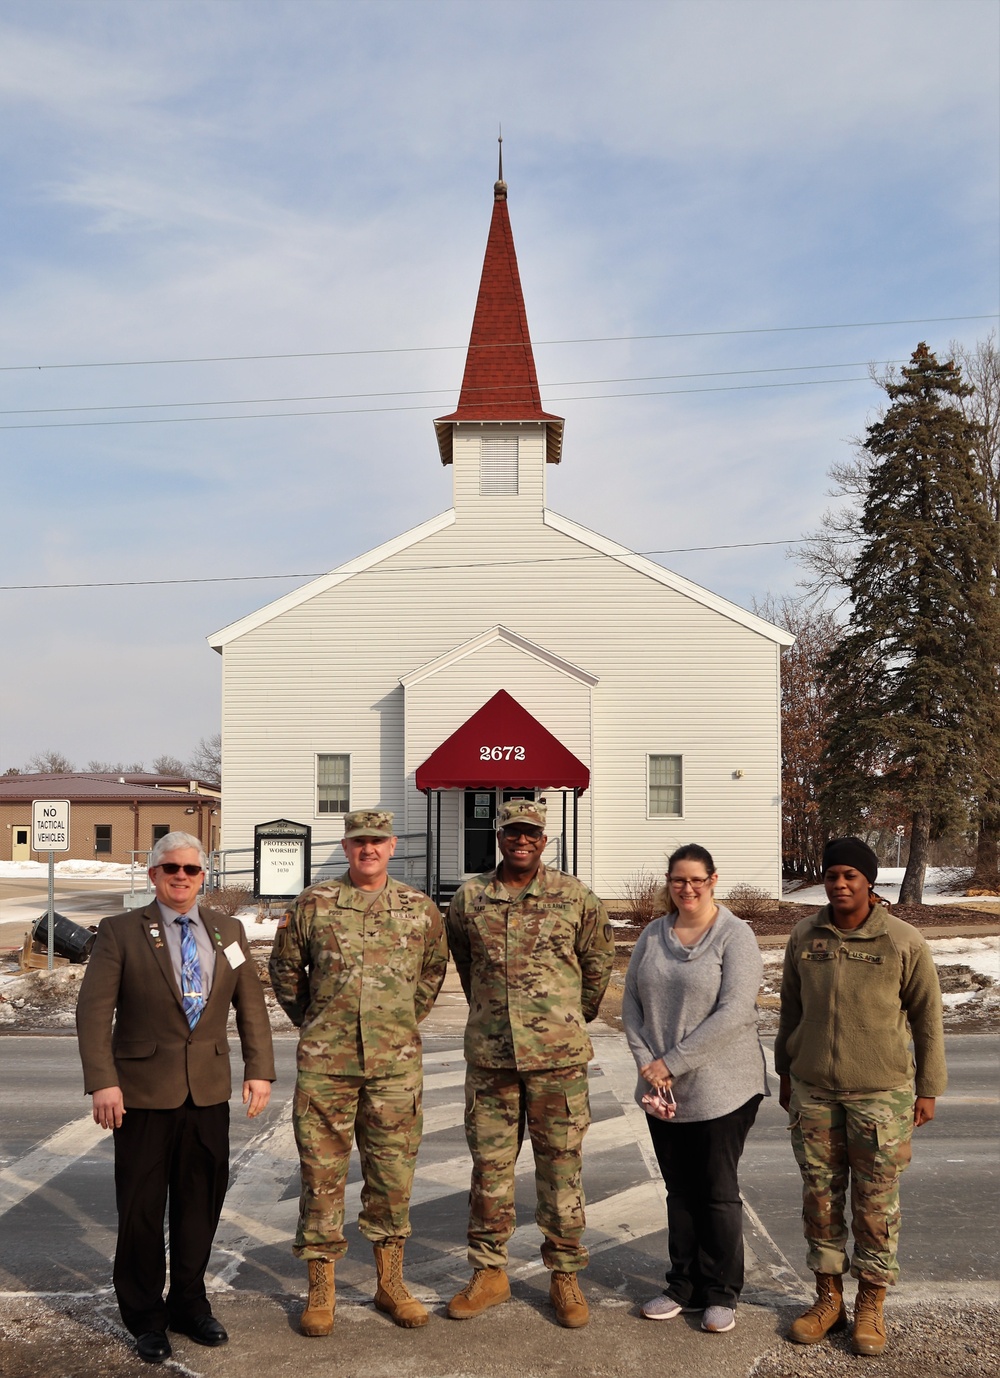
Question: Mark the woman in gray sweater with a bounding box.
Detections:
[622,843,766,1335]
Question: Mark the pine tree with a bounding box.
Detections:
[820,344,999,903]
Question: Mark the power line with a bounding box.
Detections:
[0,373,881,431]
[0,359,905,418]
[1,314,994,374]
[0,537,857,592]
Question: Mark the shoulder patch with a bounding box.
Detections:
[277,910,292,929]
[603,923,614,943]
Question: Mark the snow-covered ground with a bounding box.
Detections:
[0,859,139,880]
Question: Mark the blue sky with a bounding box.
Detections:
[1,0,997,770]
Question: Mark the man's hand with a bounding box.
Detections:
[91,1087,125,1130]
[779,1073,792,1112]
[243,1080,271,1118]
[639,1057,672,1090]
[914,1096,936,1127]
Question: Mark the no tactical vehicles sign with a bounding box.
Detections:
[32,800,71,852]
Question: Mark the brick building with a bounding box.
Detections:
[0,773,220,865]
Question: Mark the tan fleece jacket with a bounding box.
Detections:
[773,904,946,1098]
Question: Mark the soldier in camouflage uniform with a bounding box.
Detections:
[775,837,946,1356]
[445,799,614,1329]
[269,810,447,1336]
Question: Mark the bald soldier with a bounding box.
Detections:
[269,810,447,1335]
[445,799,614,1329]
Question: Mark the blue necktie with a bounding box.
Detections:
[178,916,204,1028]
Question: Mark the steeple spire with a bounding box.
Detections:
[434,168,564,465]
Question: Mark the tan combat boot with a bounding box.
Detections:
[372,1239,429,1328]
[788,1272,847,1345]
[852,1277,887,1355]
[446,1267,511,1319]
[550,1271,589,1328]
[300,1259,335,1336]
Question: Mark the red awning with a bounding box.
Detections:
[415,689,589,792]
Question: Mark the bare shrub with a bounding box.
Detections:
[722,883,777,921]
[206,883,254,918]
[619,869,665,928]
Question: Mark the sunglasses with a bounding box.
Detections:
[157,863,204,877]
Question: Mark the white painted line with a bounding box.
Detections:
[0,1115,106,1217]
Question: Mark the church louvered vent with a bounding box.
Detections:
[479,435,518,495]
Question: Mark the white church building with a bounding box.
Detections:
[209,172,793,901]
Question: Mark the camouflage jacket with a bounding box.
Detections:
[447,864,614,1071]
[269,873,447,1076]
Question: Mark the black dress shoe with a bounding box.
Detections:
[171,1313,229,1346]
[136,1331,171,1363]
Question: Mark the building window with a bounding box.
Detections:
[480,435,518,495]
[95,824,112,854]
[151,824,170,845]
[648,755,682,817]
[317,754,350,814]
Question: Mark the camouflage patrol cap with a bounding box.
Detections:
[342,809,395,839]
[497,798,546,832]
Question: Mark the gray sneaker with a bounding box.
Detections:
[641,1294,682,1320]
[702,1305,736,1333]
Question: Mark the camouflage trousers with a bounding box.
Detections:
[788,1077,914,1284]
[292,1064,422,1261]
[464,1063,591,1273]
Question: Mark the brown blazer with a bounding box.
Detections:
[76,902,275,1109]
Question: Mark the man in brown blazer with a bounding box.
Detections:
[77,831,275,1365]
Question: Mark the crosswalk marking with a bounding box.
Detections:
[0,1115,106,1218]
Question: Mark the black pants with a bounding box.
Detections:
[646,1094,762,1309]
[112,1099,230,1336]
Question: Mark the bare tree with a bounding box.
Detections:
[86,760,145,773]
[187,733,222,788]
[756,595,839,879]
[152,754,188,776]
[26,750,75,773]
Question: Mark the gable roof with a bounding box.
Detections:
[434,179,563,466]
[415,689,589,792]
[208,505,793,650]
[208,509,456,649]
[542,510,796,645]
[0,772,219,804]
[401,624,599,689]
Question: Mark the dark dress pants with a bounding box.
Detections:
[646,1094,762,1309]
[112,1099,230,1336]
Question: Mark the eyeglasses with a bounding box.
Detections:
[668,876,711,890]
[157,863,204,877]
[501,828,543,841]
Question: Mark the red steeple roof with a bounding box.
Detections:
[435,178,564,465]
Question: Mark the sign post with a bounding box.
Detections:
[32,800,71,970]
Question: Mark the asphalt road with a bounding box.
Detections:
[0,1030,996,1377]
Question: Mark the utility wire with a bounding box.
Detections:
[0,359,905,418]
[1,314,994,373]
[0,537,857,592]
[0,373,879,430]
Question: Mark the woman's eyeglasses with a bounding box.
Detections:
[157,863,204,877]
[668,876,711,890]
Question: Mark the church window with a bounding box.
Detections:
[648,755,683,817]
[317,754,350,814]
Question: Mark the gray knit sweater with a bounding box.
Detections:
[622,906,767,1122]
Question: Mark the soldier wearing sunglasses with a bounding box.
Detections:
[77,830,274,1365]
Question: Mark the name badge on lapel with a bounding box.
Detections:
[223,941,246,970]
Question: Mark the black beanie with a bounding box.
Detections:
[822,837,878,885]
